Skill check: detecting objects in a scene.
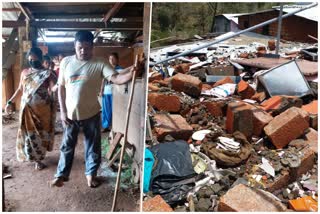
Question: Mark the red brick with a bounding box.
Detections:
[260,96,283,111]
[251,91,266,102]
[265,171,290,193]
[213,76,234,87]
[170,73,202,98]
[218,184,287,212]
[203,101,225,117]
[256,46,266,51]
[252,109,273,136]
[264,107,310,149]
[174,63,191,74]
[302,100,318,115]
[239,53,249,58]
[305,128,318,154]
[237,80,256,99]
[153,114,193,141]
[309,114,318,130]
[148,93,181,113]
[149,72,163,83]
[268,40,276,51]
[261,96,303,115]
[143,195,173,212]
[290,146,315,181]
[226,101,254,138]
[201,84,212,91]
[148,83,160,92]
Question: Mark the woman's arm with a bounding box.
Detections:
[5,72,24,113]
[99,79,105,97]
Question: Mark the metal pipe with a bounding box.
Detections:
[275,4,283,55]
[155,3,318,65]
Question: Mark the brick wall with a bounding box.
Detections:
[238,10,317,43]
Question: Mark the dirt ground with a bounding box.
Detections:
[2,113,140,212]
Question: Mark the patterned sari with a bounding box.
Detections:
[16,68,56,162]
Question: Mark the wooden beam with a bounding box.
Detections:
[3,20,142,30]
[17,3,33,21]
[103,3,125,23]
[2,8,21,12]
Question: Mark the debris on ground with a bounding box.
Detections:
[144,33,318,212]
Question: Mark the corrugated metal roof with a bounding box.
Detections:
[222,14,242,24]
[273,4,318,22]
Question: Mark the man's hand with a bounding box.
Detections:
[60,111,71,128]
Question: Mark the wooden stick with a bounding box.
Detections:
[111,55,139,211]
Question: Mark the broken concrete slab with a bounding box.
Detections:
[143,195,173,212]
[218,184,287,211]
[148,93,181,113]
[170,73,202,98]
[264,107,310,149]
[153,114,193,141]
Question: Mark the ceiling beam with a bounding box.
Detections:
[2,8,21,12]
[103,3,125,23]
[3,20,143,30]
[17,3,33,20]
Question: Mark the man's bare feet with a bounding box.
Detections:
[86,175,100,188]
[49,177,64,187]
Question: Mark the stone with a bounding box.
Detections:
[264,107,309,149]
[203,101,225,117]
[170,73,202,98]
[226,101,254,138]
[212,183,223,194]
[149,72,163,83]
[213,76,234,88]
[143,195,173,212]
[218,184,287,211]
[252,109,273,136]
[153,114,193,141]
[196,198,212,212]
[237,80,256,100]
[148,93,181,113]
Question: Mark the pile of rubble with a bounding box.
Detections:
[143,38,318,212]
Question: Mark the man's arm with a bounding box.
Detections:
[110,67,134,85]
[58,84,70,126]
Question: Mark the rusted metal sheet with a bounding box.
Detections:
[232,58,318,76]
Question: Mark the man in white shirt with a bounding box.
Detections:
[50,30,135,188]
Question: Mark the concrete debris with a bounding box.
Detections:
[146,33,318,212]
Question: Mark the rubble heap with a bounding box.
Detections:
[144,38,318,212]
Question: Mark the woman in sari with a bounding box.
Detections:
[5,47,56,170]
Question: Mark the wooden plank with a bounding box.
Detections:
[103,3,125,23]
[106,132,123,160]
[2,8,21,12]
[107,149,121,168]
[3,20,143,30]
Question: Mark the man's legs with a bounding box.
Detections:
[52,120,79,186]
[82,113,101,187]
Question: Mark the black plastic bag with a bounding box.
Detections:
[150,140,197,206]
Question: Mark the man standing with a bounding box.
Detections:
[51,30,135,188]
